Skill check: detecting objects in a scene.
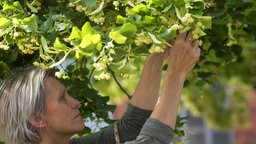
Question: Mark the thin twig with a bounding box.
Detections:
[106,64,132,99]
[88,57,101,89]
[88,67,96,89]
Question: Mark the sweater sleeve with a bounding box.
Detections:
[69,103,152,144]
[118,103,152,142]
[123,118,174,144]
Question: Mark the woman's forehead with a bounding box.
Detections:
[44,76,65,94]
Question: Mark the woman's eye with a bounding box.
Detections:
[60,95,66,101]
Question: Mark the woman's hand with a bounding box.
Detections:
[167,32,200,78]
[150,32,201,128]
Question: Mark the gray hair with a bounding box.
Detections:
[0,66,51,144]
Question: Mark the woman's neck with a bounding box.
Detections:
[35,131,71,144]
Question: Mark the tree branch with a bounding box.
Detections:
[88,67,96,89]
[106,64,132,99]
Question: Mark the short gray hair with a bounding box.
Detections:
[0,66,51,144]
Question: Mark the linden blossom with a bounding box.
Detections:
[93,63,107,71]
[94,72,111,80]
[181,13,194,24]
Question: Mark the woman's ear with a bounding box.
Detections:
[29,114,46,128]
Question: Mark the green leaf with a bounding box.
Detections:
[159,27,176,40]
[175,6,187,19]
[116,15,126,24]
[79,0,97,7]
[57,23,70,31]
[244,9,256,25]
[69,26,81,40]
[109,30,127,44]
[118,61,137,73]
[82,22,93,35]
[4,34,14,44]
[162,4,172,13]
[117,58,127,70]
[200,17,212,29]
[119,23,137,36]
[39,17,54,31]
[0,61,10,77]
[198,27,206,36]
[0,27,12,37]
[3,1,24,13]
[0,16,11,28]
[184,0,192,3]
[26,0,38,13]
[195,15,212,29]
[41,36,54,53]
[78,44,94,55]
[150,0,166,5]
[80,34,101,47]
[54,38,67,52]
[112,48,128,58]
[175,6,182,19]
[90,1,104,15]
[142,15,156,25]
[148,32,161,44]
[130,4,147,15]
[96,43,102,51]
[79,38,92,49]
[209,10,225,17]
[192,1,205,10]
[21,14,38,32]
[41,36,49,52]
[6,50,18,62]
[78,33,102,55]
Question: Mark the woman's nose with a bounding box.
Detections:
[67,96,80,109]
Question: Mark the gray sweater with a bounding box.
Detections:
[69,103,173,144]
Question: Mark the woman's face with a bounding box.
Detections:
[43,76,85,136]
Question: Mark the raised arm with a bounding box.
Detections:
[117,51,168,142]
[150,32,200,128]
[121,32,200,144]
[130,52,167,110]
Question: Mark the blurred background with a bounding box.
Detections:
[184,90,256,144]
[113,88,256,144]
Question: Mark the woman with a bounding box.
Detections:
[0,32,200,144]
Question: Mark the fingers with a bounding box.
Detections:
[177,32,187,40]
[177,32,199,50]
[168,39,175,47]
[174,31,201,58]
[177,31,192,41]
[195,47,201,57]
[191,40,199,50]
[191,40,200,58]
[185,32,192,41]
[162,46,170,58]
[191,40,198,47]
